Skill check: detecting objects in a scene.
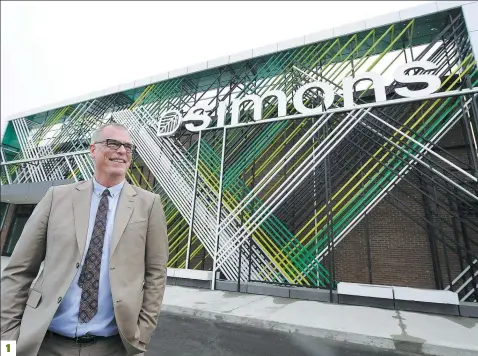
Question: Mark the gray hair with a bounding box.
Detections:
[90,123,129,144]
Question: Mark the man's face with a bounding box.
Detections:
[90,126,133,180]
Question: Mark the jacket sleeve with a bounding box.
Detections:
[138,193,169,345]
[0,187,53,340]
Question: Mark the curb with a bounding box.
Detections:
[161,304,478,356]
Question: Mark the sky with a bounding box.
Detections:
[1,1,432,138]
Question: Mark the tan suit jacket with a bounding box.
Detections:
[0,179,169,356]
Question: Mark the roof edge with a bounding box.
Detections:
[3,1,474,123]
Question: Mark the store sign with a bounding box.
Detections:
[157,60,441,137]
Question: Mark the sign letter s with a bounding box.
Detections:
[394,60,441,98]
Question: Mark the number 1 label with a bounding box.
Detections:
[1,341,16,355]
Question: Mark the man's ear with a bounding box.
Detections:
[89,143,96,159]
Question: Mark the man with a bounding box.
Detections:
[1,123,169,355]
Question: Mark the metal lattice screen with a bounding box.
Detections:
[1,9,477,302]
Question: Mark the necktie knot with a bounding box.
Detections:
[102,189,110,198]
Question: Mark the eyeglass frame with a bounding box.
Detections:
[94,139,135,153]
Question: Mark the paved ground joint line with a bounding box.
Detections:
[224,294,269,313]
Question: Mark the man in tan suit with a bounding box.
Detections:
[1,123,169,355]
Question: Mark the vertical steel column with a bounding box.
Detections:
[212,127,228,290]
[313,117,319,286]
[237,125,247,290]
[419,174,443,290]
[1,149,12,184]
[292,120,297,233]
[324,119,334,300]
[360,151,373,284]
[185,131,202,269]
[237,164,246,291]
[432,183,453,289]
[457,190,478,301]
[451,12,478,300]
[446,191,467,291]
[248,157,256,283]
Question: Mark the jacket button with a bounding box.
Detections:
[76,262,80,268]
[58,297,62,303]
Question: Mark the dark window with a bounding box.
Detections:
[2,204,36,256]
[0,203,8,230]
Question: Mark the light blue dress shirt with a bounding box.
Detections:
[49,178,125,337]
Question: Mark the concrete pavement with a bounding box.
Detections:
[1,257,477,355]
[149,312,420,356]
[160,286,478,356]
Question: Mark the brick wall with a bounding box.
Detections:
[322,117,476,291]
[325,177,437,289]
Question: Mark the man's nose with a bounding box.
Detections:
[116,145,127,154]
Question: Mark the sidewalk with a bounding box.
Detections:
[161,285,478,356]
[2,258,476,356]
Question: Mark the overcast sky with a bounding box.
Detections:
[1,1,431,137]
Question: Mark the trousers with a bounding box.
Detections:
[37,332,128,356]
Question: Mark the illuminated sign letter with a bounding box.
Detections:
[231,90,287,126]
[394,60,441,98]
[343,72,386,109]
[293,82,334,114]
[182,102,212,133]
[216,100,228,128]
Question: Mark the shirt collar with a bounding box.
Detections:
[92,177,125,198]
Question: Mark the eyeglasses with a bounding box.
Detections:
[95,139,135,153]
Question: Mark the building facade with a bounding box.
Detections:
[1,2,478,303]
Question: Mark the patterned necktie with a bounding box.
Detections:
[78,188,110,324]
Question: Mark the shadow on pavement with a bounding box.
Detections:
[147,312,420,356]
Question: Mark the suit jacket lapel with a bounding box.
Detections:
[110,181,137,259]
[73,180,93,257]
